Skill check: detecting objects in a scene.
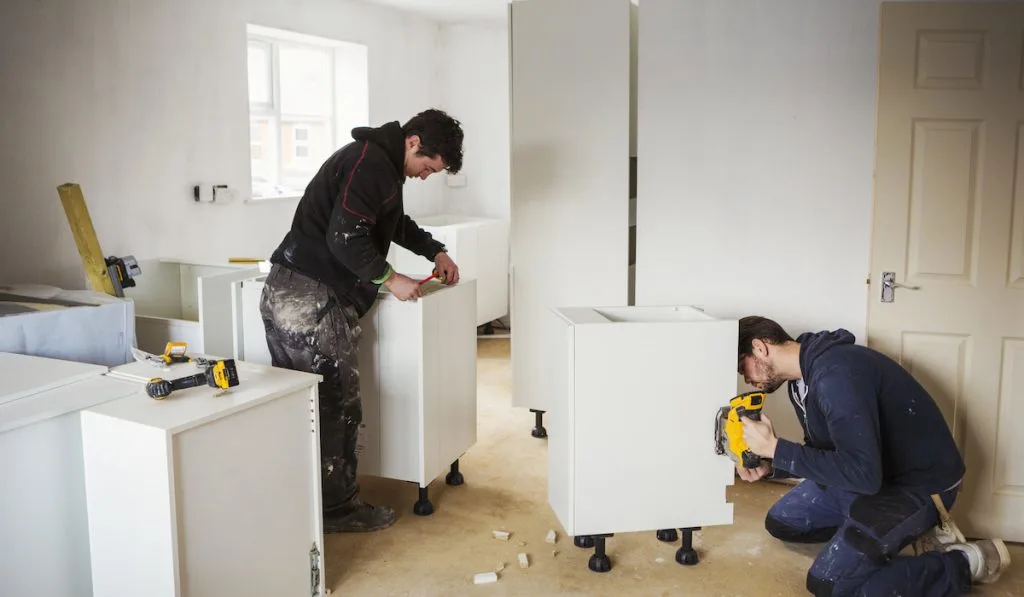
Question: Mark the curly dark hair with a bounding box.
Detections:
[402,108,464,174]
[737,316,794,359]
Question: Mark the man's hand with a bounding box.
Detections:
[433,251,459,285]
[736,461,772,482]
[384,273,422,301]
[742,413,779,459]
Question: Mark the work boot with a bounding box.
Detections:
[944,539,1012,584]
[323,497,396,533]
[912,523,960,555]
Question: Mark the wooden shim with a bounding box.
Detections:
[57,183,116,296]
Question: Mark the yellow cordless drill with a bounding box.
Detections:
[146,358,240,400]
[714,391,767,469]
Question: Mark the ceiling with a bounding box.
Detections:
[359,0,510,23]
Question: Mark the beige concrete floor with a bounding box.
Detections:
[326,339,1023,596]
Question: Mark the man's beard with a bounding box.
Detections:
[756,356,786,394]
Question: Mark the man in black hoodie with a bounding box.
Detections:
[260,109,464,533]
[734,316,1011,596]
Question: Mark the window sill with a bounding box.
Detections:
[245,194,303,204]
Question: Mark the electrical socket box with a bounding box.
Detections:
[192,184,232,203]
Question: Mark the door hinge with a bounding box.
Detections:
[310,542,322,596]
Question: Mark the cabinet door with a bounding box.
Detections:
[173,390,321,597]
[509,0,631,412]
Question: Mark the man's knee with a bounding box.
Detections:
[765,512,838,544]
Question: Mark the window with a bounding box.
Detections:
[246,25,369,200]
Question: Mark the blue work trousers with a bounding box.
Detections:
[765,480,972,596]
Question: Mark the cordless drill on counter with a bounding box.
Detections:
[714,391,767,469]
[146,358,240,400]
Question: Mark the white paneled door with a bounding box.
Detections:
[868,2,1024,541]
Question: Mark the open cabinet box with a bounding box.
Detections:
[547,305,737,572]
[125,259,259,357]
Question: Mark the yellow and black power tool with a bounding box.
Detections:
[146,358,240,400]
[714,391,767,469]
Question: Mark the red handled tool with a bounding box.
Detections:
[419,270,440,285]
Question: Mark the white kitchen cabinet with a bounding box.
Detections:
[81,358,325,597]
[387,214,509,328]
[231,273,479,515]
[0,352,140,597]
[356,280,478,514]
[509,0,634,438]
[124,259,258,357]
[547,306,736,572]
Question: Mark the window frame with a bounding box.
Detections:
[246,26,365,202]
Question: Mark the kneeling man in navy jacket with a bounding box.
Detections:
[735,316,1010,596]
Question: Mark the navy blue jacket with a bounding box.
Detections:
[771,329,965,496]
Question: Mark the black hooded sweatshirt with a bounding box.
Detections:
[770,329,965,496]
[269,122,445,317]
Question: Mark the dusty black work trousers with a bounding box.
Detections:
[260,264,363,513]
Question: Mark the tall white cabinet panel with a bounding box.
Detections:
[387,215,510,327]
[548,306,736,572]
[509,0,632,436]
[357,281,478,514]
[82,359,325,597]
[0,353,140,597]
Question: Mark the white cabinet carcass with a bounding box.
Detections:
[0,352,140,597]
[125,259,258,357]
[547,306,736,572]
[232,274,479,515]
[356,280,478,514]
[81,358,325,597]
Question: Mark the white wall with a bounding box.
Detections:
[0,0,444,290]
[635,0,880,440]
[437,21,510,220]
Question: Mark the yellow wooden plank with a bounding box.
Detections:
[57,183,117,296]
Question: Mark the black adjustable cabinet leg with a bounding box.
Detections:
[413,486,434,516]
[530,409,547,438]
[573,535,595,548]
[675,527,700,565]
[588,534,613,573]
[445,459,465,486]
[657,528,678,542]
